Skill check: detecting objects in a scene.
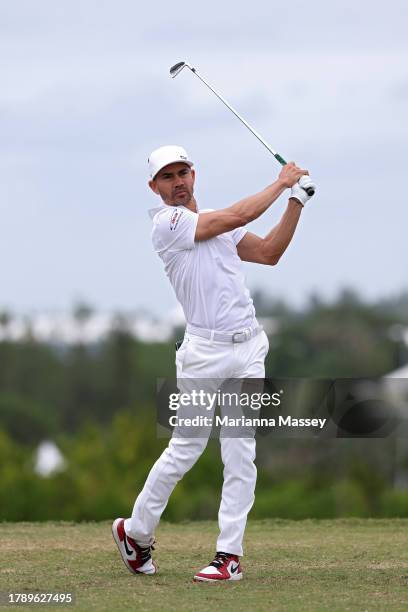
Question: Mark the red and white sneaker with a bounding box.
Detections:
[193,551,243,582]
[112,518,157,575]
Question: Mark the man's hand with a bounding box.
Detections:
[278,162,308,188]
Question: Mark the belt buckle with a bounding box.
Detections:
[232,329,249,343]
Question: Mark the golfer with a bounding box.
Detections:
[113,145,316,581]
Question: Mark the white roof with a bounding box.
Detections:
[386,363,408,378]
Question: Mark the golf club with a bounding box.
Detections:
[169,61,315,197]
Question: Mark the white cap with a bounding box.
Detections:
[148,145,194,179]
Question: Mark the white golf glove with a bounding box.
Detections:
[290,175,316,206]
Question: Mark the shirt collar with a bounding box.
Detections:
[148,203,167,219]
[148,202,199,219]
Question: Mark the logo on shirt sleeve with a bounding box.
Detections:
[170,209,184,231]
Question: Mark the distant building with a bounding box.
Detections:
[0,308,279,344]
[34,441,66,477]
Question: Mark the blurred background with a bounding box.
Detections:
[1,0,407,521]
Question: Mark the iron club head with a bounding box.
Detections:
[169,61,194,78]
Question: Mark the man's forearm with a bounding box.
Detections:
[226,179,287,225]
[261,198,303,261]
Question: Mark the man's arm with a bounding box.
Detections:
[195,163,306,241]
[236,198,304,265]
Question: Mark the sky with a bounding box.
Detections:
[1,0,407,317]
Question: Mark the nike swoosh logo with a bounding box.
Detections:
[123,536,134,557]
[230,563,239,574]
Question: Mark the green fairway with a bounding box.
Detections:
[0,519,407,611]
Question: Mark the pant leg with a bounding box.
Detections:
[125,435,208,546]
[125,336,225,545]
[216,331,269,556]
[216,436,257,556]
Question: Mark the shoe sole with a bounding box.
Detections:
[193,573,243,582]
[111,518,157,576]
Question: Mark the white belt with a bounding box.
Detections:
[186,322,263,344]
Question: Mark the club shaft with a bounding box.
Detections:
[190,68,287,165]
[174,62,314,196]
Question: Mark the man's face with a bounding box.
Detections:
[149,162,195,207]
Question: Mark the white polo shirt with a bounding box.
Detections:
[149,203,256,332]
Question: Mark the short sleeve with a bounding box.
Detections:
[230,226,248,246]
[152,207,198,253]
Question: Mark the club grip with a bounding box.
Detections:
[305,186,315,196]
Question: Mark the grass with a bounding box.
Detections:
[0,519,407,611]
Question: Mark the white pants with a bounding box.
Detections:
[125,328,269,556]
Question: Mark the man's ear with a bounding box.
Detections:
[191,168,196,182]
[149,179,159,194]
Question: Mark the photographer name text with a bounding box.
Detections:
[169,415,327,429]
